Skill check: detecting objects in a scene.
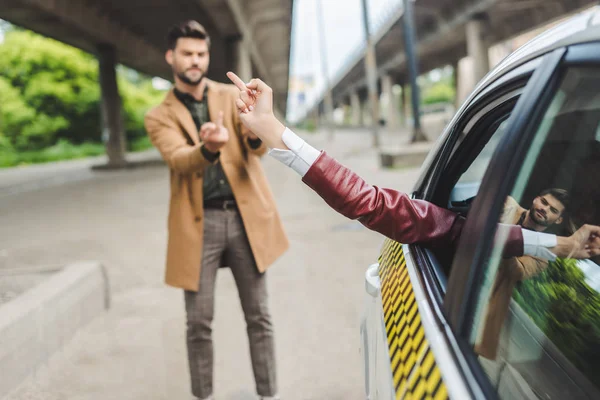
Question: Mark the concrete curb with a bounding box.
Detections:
[0,261,109,398]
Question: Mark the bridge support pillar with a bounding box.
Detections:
[400,83,408,128]
[350,91,362,127]
[97,43,127,168]
[235,38,252,83]
[466,13,490,84]
[382,74,399,131]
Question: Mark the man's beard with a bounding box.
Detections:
[176,68,204,86]
[530,209,550,227]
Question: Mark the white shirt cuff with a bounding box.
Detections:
[522,229,558,261]
[267,128,320,177]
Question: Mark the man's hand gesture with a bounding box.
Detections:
[200,111,229,153]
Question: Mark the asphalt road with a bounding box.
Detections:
[1,129,423,400]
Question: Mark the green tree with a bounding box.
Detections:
[0,30,101,149]
[0,29,166,155]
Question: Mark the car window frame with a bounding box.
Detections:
[453,42,600,399]
[439,47,569,398]
[406,60,540,311]
[413,57,542,201]
[397,52,556,400]
[408,90,527,317]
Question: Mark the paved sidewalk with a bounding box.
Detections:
[0,149,164,198]
[1,128,425,400]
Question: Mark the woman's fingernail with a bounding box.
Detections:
[249,106,254,111]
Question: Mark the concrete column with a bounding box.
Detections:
[323,91,334,139]
[382,74,399,131]
[361,0,380,147]
[400,83,408,128]
[350,91,361,127]
[312,107,320,129]
[453,60,461,109]
[466,14,490,84]
[97,43,127,168]
[235,38,252,83]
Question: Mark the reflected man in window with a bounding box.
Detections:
[477,188,571,359]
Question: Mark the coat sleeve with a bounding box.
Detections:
[302,151,464,247]
[145,109,216,174]
[512,255,549,281]
[301,151,526,254]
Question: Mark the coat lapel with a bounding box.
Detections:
[164,90,200,145]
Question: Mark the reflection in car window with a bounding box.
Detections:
[469,68,600,399]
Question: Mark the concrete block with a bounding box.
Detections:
[379,143,434,169]
[0,261,109,398]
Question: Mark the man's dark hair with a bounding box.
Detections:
[167,20,211,50]
[540,188,570,211]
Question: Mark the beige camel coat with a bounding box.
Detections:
[144,79,289,291]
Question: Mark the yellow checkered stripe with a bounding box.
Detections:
[378,239,448,400]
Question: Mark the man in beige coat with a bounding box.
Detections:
[144,21,288,400]
[477,188,570,359]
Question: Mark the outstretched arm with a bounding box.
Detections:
[225,71,600,260]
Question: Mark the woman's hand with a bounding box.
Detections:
[226,71,288,149]
[552,224,600,259]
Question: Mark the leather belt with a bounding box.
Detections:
[203,198,237,210]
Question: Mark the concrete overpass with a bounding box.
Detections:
[304,0,596,136]
[0,0,293,166]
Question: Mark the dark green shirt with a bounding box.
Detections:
[174,88,234,202]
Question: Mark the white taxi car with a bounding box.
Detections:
[361,8,600,400]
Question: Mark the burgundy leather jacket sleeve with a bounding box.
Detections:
[302,152,524,256]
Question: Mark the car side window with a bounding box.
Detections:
[436,88,523,217]
[448,118,510,214]
[422,89,524,280]
[455,119,508,187]
[469,67,600,399]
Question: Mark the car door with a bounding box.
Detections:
[362,52,552,399]
[444,43,600,399]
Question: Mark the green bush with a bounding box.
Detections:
[0,29,166,161]
[120,78,165,142]
[0,30,101,149]
[422,82,455,105]
[514,258,600,379]
[130,135,154,152]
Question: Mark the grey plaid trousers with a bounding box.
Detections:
[184,208,277,398]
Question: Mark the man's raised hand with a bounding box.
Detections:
[200,111,229,153]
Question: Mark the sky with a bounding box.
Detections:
[287,0,402,122]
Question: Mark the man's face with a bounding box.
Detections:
[166,37,210,85]
[530,194,565,227]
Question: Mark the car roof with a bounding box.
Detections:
[475,6,600,94]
